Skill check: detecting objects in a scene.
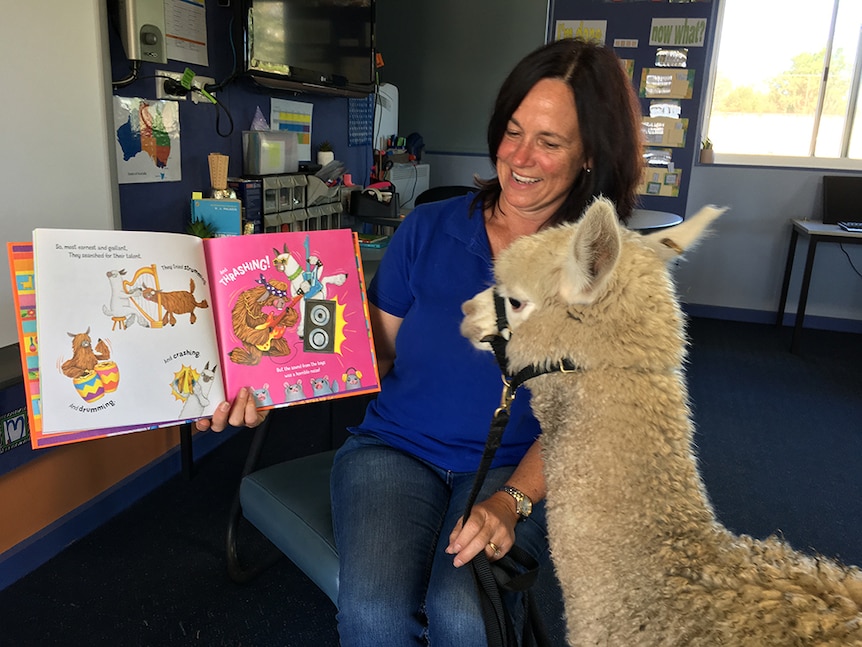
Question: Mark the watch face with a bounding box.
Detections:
[519,496,532,517]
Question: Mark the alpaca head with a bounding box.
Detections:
[460,197,724,375]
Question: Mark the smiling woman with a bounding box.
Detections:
[476,38,644,230]
[492,78,586,235]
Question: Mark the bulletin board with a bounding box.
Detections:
[548,0,719,215]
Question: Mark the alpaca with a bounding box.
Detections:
[460,198,862,646]
[102,269,148,328]
[272,242,348,338]
[179,361,217,419]
[61,328,111,379]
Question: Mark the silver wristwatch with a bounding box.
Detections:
[498,485,533,521]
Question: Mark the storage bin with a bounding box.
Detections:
[243,130,299,175]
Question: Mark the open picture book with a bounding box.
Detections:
[7,228,380,449]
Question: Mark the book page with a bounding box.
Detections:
[203,229,380,408]
[32,229,226,434]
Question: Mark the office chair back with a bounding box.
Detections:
[413,185,475,207]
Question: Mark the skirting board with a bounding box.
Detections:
[682,303,862,335]
[0,428,238,591]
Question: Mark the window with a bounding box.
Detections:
[705,0,862,165]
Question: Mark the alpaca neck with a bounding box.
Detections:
[534,368,717,555]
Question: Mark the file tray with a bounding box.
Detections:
[350,191,400,220]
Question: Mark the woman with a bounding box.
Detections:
[201,38,643,645]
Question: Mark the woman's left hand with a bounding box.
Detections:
[194,386,268,433]
[445,492,518,567]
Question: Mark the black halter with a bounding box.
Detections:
[463,289,579,647]
[462,288,579,520]
[484,290,578,421]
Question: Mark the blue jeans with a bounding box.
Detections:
[331,433,566,646]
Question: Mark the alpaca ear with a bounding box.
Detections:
[644,204,727,263]
[560,198,621,303]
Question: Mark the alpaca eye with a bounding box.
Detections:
[508,297,524,311]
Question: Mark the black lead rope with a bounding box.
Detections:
[462,291,576,647]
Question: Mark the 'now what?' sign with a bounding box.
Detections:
[649,18,708,47]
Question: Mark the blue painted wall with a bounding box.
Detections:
[548,0,718,213]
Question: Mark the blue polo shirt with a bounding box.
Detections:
[353,193,541,472]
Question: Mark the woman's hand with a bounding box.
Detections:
[445,491,519,567]
[194,386,269,432]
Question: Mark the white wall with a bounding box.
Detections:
[0,0,119,347]
[677,166,862,325]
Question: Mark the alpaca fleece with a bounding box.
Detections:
[460,198,862,646]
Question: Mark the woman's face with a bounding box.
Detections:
[495,78,586,223]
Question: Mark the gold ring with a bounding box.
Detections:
[487,541,500,555]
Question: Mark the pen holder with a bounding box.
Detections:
[208,153,229,190]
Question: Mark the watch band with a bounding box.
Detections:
[497,485,533,520]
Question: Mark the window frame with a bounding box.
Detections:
[702,0,862,171]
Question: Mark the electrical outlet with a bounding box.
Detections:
[155,70,216,103]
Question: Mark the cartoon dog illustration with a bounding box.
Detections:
[141,279,208,326]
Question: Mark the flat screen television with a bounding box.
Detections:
[243,0,376,98]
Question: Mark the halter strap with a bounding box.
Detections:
[465,289,578,647]
[462,290,579,521]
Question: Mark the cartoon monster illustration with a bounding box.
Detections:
[141,279,208,326]
[228,276,299,366]
[284,379,306,402]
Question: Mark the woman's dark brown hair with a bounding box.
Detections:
[475,38,643,226]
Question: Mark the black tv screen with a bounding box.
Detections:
[245,0,375,96]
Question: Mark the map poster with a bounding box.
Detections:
[113,97,181,184]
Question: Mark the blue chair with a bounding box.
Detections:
[226,417,340,606]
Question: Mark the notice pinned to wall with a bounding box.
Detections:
[165,0,208,66]
[113,97,181,184]
[271,99,313,162]
[649,18,707,47]
[642,116,689,148]
[554,20,608,44]
[638,167,682,198]
[640,68,696,99]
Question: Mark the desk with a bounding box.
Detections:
[629,209,683,231]
[776,219,862,353]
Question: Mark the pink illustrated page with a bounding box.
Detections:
[203,229,380,409]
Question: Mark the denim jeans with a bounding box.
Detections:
[331,432,566,646]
